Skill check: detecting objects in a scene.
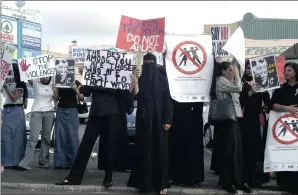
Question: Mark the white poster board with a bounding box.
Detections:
[1,42,16,88]
[82,49,136,90]
[264,111,298,172]
[18,53,56,81]
[165,35,214,102]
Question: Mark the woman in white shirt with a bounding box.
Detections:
[18,77,55,170]
[1,63,28,168]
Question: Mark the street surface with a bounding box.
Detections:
[1,189,146,195]
[1,124,279,193]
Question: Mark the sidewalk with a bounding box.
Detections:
[1,153,286,194]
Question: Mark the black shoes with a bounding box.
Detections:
[224,185,238,194]
[103,180,113,188]
[238,183,252,194]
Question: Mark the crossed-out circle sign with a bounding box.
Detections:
[272,114,298,145]
[172,41,207,75]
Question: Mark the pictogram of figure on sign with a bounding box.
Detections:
[291,120,298,133]
[189,46,202,65]
[277,120,298,137]
[278,120,291,137]
[179,48,189,66]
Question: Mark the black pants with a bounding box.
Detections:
[66,114,121,184]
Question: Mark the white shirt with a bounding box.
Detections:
[31,79,54,112]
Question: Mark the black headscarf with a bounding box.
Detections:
[139,53,164,99]
[242,60,253,82]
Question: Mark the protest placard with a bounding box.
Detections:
[264,111,298,172]
[249,55,280,92]
[18,53,56,81]
[82,49,136,90]
[165,35,214,102]
[55,58,75,87]
[1,42,16,88]
[211,26,231,56]
[116,15,165,53]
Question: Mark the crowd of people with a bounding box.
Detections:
[1,52,298,195]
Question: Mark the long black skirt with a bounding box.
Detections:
[213,119,246,187]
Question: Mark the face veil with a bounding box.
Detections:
[139,53,164,99]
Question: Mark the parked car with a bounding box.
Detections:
[203,103,214,148]
[127,101,137,143]
[78,96,92,124]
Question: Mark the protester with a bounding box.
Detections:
[18,77,55,170]
[270,62,298,193]
[127,53,173,195]
[1,63,27,168]
[55,75,134,188]
[53,80,84,169]
[239,60,270,188]
[210,61,251,194]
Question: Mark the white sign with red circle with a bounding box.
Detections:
[165,35,213,103]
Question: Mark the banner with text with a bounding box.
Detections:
[211,26,231,56]
[249,55,280,92]
[1,42,16,88]
[264,111,298,172]
[116,15,165,52]
[18,53,56,81]
[55,58,75,88]
[82,49,136,90]
[165,35,214,102]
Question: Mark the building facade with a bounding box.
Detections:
[203,12,298,59]
[1,1,43,59]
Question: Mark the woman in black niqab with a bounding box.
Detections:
[239,60,270,188]
[127,53,173,195]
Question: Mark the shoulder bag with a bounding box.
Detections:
[208,93,236,125]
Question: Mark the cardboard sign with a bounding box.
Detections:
[18,53,56,81]
[82,49,136,90]
[1,42,16,88]
[116,15,165,52]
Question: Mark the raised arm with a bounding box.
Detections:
[217,76,242,93]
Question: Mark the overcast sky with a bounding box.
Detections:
[22,1,298,54]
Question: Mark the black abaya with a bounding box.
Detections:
[169,101,205,186]
[127,53,173,193]
[239,80,270,188]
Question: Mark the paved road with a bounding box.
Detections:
[2,189,146,195]
[2,124,278,192]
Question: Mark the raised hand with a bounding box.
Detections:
[19,59,31,71]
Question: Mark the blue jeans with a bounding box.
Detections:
[54,108,79,168]
[1,106,26,167]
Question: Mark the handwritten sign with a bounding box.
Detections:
[82,49,136,90]
[116,15,165,52]
[55,58,75,88]
[18,53,56,81]
[1,42,16,88]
